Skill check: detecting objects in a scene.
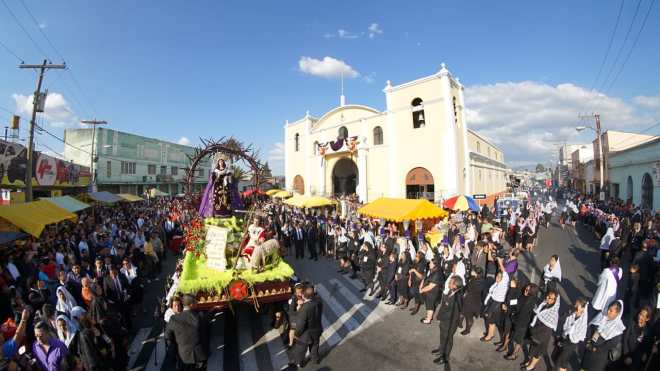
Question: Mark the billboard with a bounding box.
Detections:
[0,139,91,188]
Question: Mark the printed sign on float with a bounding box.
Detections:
[205,226,228,271]
[473,194,487,199]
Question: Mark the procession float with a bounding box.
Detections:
[167,138,294,312]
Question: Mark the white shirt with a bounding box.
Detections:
[78,241,89,255]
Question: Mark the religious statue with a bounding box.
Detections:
[199,158,234,217]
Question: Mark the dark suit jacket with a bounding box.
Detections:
[166,309,209,365]
[102,275,129,304]
[294,298,322,344]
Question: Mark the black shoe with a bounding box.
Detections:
[431,348,441,354]
[432,357,447,365]
[337,269,345,273]
[460,329,470,336]
[386,301,395,305]
[349,274,358,279]
[359,288,366,292]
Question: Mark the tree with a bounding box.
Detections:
[535,163,546,173]
[261,162,273,179]
[231,165,250,184]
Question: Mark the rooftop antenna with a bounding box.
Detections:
[340,71,346,107]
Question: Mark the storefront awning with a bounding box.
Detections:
[87,191,123,203]
[357,198,448,222]
[42,196,90,213]
[117,193,144,202]
[0,200,77,237]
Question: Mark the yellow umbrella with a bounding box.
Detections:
[272,190,292,199]
[283,194,305,207]
[266,189,283,196]
[357,197,448,222]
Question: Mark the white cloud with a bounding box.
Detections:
[268,142,284,175]
[632,95,660,110]
[38,22,47,29]
[464,81,654,165]
[298,56,359,79]
[177,136,191,145]
[12,92,77,127]
[363,75,374,84]
[368,23,383,38]
[337,29,358,39]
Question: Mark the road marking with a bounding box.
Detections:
[329,278,394,325]
[144,332,167,371]
[316,283,362,348]
[260,316,289,371]
[237,311,259,371]
[127,327,152,370]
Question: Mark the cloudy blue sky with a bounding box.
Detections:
[1,0,659,173]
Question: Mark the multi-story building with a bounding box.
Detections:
[64,128,211,195]
[608,136,659,210]
[570,146,593,194]
[283,64,507,203]
[590,130,655,196]
[467,129,507,196]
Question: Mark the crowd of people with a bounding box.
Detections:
[257,188,659,370]
[0,197,190,371]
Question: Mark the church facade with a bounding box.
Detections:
[283,64,506,203]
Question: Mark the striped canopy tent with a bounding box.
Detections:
[443,195,480,212]
[0,200,77,237]
[42,196,90,213]
[357,198,448,222]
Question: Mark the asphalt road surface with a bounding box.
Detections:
[129,212,603,371]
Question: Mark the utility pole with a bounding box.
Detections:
[80,119,107,192]
[578,113,604,201]
[19,60,66,202]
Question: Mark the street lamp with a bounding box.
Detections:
[576,124,604,200]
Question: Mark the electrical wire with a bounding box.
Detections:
[590,0,625,91]
[18,0,65,62]
[1,0,49,59]
[603,0,657,94]
[0,37,24,62]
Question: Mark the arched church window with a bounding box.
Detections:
[373,126,383,145]
[294,133,300,152]
[338,126,348,139]
[453,96,459,125]
[412,98,425,129]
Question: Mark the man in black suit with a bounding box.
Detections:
[103,266,130,327]
[293,221,305,259]
[288,285,323,367]
[305,220,318,261]
[432,276,463,365]
[166,295,209,371]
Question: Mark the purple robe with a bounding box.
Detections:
[198,172,215,218]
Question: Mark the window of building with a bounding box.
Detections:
[452,96,458,125]
[160,166,167,175]
[148,164,156,175]
[411,98,425,128]
[106,161,111,178]
[373,126,383,145]
[120,161,136,175]
[294,133,299,152]
[476,141,481,153]
[338,126,349,139]
[198,169,204,177]
[171,166,178,176]
[487,147,491,157]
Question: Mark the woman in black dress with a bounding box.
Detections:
[460,267,485,336]
[420,258,444,324]
[618,306,653,370]
[504,283,539,361]
[581,300,626,371]
[554,298,588,371]
[406,251,428,315]
[522,290,560,371]
[395,251,412,308]
[495,277,521,353]
[481,257,509,342]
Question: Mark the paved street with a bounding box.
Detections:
[127,211,605,371]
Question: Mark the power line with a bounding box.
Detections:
[604,0,657,94]
[18,0,65,62]
[597,0,644,93]
[590,0,625,91]
[1,0,49,59]
[0,37,24,62]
